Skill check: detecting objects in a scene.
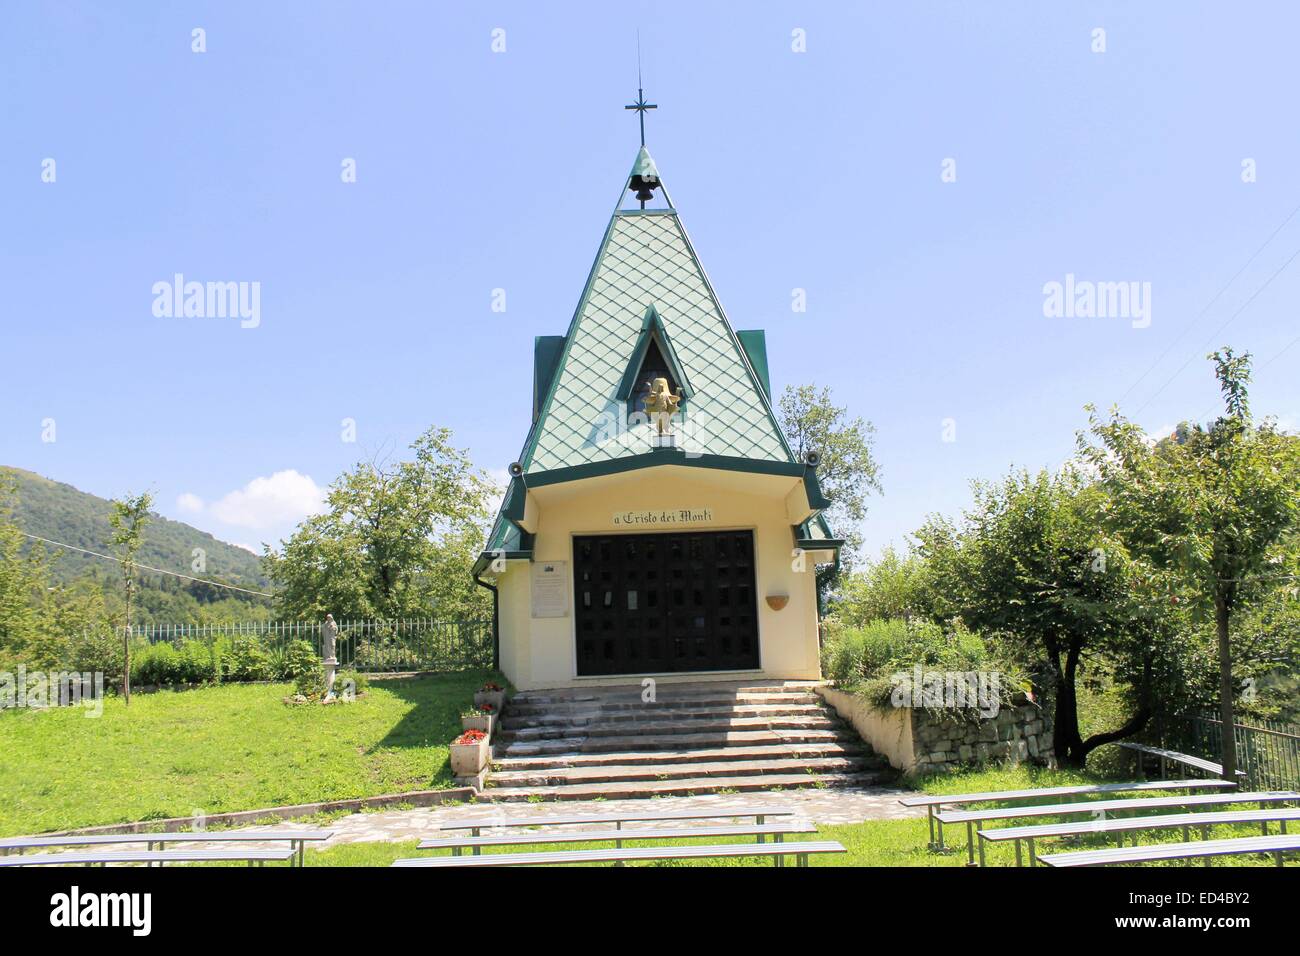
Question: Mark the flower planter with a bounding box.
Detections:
[473,688,506,711]
[461,712,495,737]
[450,731,490,776]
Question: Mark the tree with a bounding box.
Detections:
[778,384,881,601]
[107,491,153,705]
[830,546,930,626]
[0,477,55,669]
[265,426,497,621]
[915,468,1164,767]
[1079,349,1300,779]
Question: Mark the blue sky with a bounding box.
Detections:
[2,1,1298,564]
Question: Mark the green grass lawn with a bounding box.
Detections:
[0,669,496,836]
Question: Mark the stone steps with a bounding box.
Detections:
[498,714,840,742]
[494,728,863,757]
[489,756,872,788]
[498,702,827,727]
[505,693,821,715]
[493,741,871,771]
[485,771,885,802]
[481,680,890,801]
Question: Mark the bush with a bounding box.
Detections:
[821,617,1024,714]
[294,661,326,698]
[131,639,221,686]
[226,636,273,682]
[336,669,369,695]
[269,639,318,681]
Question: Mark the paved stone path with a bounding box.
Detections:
[199,785,926,851]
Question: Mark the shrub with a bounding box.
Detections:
[821,617,1025,714]
[336,669,368,695]
[269,639,318,681]
[132,642,181,686]
[226,636,273,682]
[293,661,325,698]
[131,639,221,686]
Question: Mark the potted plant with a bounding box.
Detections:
[450,728,490,776]
[461,703,495,737]
[473,681,506,711]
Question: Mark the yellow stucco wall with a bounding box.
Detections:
[489,466,824,691]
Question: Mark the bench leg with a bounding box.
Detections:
[965,823,976,866]
[799,853,808,867]
[775,833,784,868]
[1282,821,1288,835]
[756,815,765,844]
[1276,852,1284,867]
[1027,838,1036,867]
[935,805,946,851]
[473,826,481,857]
[926,806,936,849]
[977,834,986,868]
[1183,825,1190,842]
[1014,840,1022,868]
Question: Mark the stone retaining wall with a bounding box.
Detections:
[816,686,1055,776]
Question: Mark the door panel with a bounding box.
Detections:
[573,530,760,676]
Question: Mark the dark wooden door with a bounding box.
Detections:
[573,530,760,676]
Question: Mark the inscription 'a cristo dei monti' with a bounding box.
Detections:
[612,508,713,527]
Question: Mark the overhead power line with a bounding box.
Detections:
[1117,198,1300,410]
[19,531,274,598]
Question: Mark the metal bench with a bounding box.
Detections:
[0,829,333,867]
[393,840,846,868]
[977,807,1300,866]
[438,807,796,854]
[1038,833,1300,868]
[1119,742,1248,781]
[899,778,1237,850]
[937,790,1300,865]
[420,820,815,864]
[0,848,296,867]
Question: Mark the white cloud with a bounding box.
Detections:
[176,491,204,514]
[206,470,328,530]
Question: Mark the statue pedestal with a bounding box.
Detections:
[323,657,339,701]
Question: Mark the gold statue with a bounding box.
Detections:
[643,377,682,435]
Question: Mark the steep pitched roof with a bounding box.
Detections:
[521,159,794,474]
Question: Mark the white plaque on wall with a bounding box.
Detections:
[530,561,569,618]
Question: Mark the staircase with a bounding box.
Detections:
[486,680,891,801]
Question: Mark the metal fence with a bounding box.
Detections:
[124,618,494,674]
[1166,714,1300,792]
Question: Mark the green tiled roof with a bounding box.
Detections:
[474,150,827,579]
[522,182,794,474]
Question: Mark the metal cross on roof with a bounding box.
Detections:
[624,86,657,147]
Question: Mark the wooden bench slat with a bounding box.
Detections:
[937,790,1300,825]
[0,848,296,867]
[979,807,1300,842]
[0,830,333,851]
[418,821,815,850]
[393,840,845,867]
[898,778,1236,809]
[1038,834,1300,867]
[438,807,795,831]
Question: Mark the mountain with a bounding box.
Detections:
[2,466,268,597]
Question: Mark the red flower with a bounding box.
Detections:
[455,729,488,745]
[481,682,502,692]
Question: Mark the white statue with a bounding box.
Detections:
[322,614,339,700]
